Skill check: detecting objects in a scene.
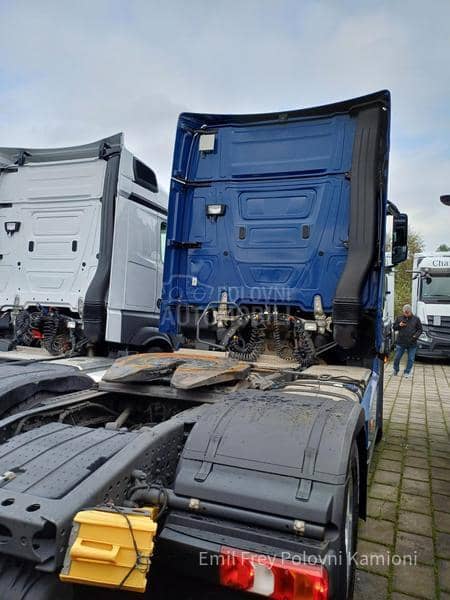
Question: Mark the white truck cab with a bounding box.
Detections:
[412,252,450,358]
[0,134,170,355]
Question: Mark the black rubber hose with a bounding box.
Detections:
[228,319,266,362]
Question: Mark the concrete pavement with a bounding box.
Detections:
[355,360,450,600]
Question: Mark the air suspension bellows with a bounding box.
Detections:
[42,314,59,351]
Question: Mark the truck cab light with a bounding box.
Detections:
[5,221,20,234]
[206,204,226,217]
[198,132,216,153]
[219,547,329,600]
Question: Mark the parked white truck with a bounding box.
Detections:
[383,251,395,352]
[412,252,450,358]
[0,134,171,356]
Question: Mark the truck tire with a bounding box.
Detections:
[335,441,359,600]
[0,558,73,600]
[146,345,166,353]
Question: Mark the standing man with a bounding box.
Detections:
[392,304,423,378]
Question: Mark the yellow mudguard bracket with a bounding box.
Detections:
[60,506,158,593]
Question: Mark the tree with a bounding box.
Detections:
[394,229,425,315]
[436,244,450,251]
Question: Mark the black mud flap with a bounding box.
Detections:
[0,362,93,418]
[159,391,367,597]
[174,391,365,521]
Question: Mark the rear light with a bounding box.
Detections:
[219,547,328,600]
[220,550,254,591]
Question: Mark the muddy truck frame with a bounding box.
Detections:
[0,91,408,600]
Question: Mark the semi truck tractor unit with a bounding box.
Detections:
[0,134,170,356]
[412,252,450,358]
[0,91,408,600]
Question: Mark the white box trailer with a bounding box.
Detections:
[0,134,171,355]
[412,252,450,358]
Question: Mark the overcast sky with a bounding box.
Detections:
[1,0,449,250]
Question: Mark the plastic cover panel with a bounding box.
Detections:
[0,416,185,567]
[174,392,364,523]
[0,423,138,499]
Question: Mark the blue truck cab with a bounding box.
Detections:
[161,90,407,448]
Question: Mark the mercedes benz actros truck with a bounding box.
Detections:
[0,91,408,600]
[0,134,171,356]
[412,252,450,358]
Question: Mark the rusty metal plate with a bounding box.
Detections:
[102,352,251,389]
[171,356,251,390]
[102,353,183,383]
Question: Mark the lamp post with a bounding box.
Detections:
[440,195,450,206]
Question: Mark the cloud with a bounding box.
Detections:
[390,144,450,248]
[0,0,449,249]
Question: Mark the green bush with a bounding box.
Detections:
[394,229,425,316]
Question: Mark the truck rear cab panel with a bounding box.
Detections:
[0,154,105,312]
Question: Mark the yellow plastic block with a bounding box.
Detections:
[60,507,158,593]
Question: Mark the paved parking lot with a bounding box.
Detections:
[355,360,450,600]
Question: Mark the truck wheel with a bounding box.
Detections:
[336,441,359,600]
[0,558,73,600]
